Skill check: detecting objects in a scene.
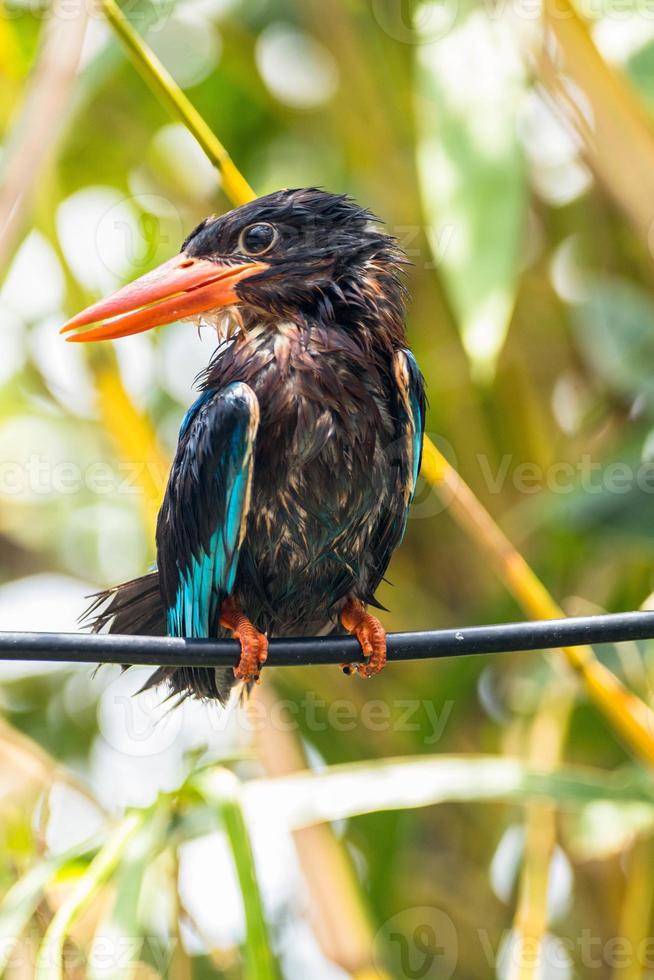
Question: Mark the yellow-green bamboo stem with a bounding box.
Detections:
[93,358,169,540]
[252,689,387,978]
[506,691,575,980]
[421,440,654,766]
[541,0,654,250]
[612,836,654,980]
[99,0,255,207]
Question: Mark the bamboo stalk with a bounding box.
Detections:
[0,0,169,546]
[98,1,654,769]
[612,836,654,980]
[541,0,654,249]
[0,0,89,273]
[0,715,100,810]
[506,691,575,980]
[252,688,389,979]
[421,441,654,765]
[99,0,255,208]
[93,360,169,540]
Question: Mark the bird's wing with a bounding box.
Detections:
[367,348,425,597]
[157,383,260,637]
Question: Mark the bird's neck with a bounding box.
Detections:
[238,296,406,357]
[202,312,400,394]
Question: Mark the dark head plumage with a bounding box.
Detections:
[61,188,408,352]
[184,187,408,347]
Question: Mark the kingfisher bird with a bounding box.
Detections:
[62,188,425,703]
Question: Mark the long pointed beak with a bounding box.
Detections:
[60,254,267,342]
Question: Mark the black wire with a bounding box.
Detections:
[0,610,654,669]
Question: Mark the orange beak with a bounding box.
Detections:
[60,254,268,342]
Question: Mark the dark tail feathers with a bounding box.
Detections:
[83,572,237,705]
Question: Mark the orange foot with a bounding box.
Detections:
[339,597,387,678]
[220,596,268,684]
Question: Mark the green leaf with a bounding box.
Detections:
[0,840,99,977]
[239,755,654,830]
[565,799,654,860]
[88,805,171,980]
[195,770,278,980]
[35,812,146,980]
[626,38,654,113]
[416,6,526,376]
[572,276,654,405]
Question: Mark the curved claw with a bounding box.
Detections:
[220,596,268,684]
[340,598,387,678]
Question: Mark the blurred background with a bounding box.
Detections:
[4,0,654,976]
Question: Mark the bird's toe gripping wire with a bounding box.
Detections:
[339,597,387,678]
[220,596,268,684]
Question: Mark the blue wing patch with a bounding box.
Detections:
[157,383,260,638]
[364,348,426,601]
[178,388,215,441]
[393,348,426,528]
[401,348,425,499]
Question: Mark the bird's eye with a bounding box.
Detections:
[238,222,278,256]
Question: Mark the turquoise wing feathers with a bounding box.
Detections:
[366,348,425,596]
[156,383,260,638]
